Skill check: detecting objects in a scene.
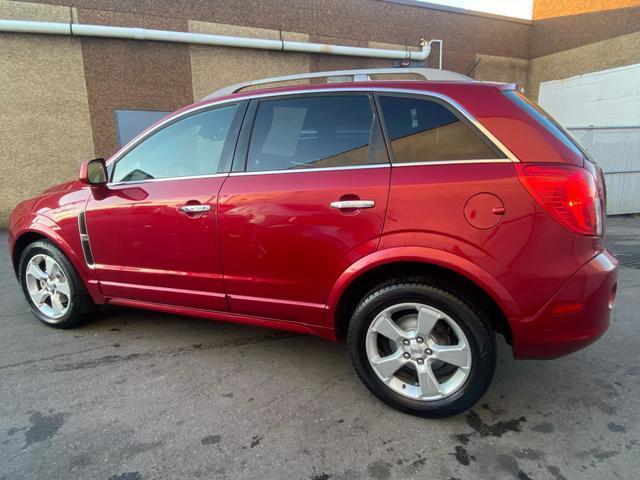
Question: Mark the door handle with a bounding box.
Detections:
[178,204,211,213]
[330,200,375,209]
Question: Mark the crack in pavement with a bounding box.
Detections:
[50,331,301,371]
[0,344,114,371]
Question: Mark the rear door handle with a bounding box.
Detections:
[178,204,211,213]
[330,200,375,209]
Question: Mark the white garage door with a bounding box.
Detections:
[538,64,640,215]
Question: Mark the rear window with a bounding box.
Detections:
[378,95,503,164]
[246,95,380,172]
[504,90,588,160]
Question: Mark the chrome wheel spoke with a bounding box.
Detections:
[31,288,50,305]
[416,307,439,338]
[370,351,406,380]
[417,363,441,396]
[50,292,66,315]
[432,344,471,368]
[27,262,47,281]
[54,278,71,297]
[373,314,408,344]
[44,256,56,276]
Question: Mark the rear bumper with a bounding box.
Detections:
[511,250,618,359]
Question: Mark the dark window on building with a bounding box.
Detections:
[115,109,171,147]
[246,95,379,172]
[112,105,238,183]
[378,96,502,163]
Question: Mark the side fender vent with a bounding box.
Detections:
[78,212,95,266]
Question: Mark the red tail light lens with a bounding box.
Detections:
[515,164,602,236]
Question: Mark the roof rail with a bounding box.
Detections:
[202,67,472,100]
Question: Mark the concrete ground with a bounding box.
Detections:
[1,217,639,480]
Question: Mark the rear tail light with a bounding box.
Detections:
[515,163,603,236]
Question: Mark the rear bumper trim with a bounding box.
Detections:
[511,250,618,359]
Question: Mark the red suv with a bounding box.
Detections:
[8,68,618,417]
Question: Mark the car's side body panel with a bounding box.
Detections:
[105,296,336,340]
[380,162,602,317]
[218,166,391,325]
[7,80,617,361]
[8,184,104,302]
[84,176,229,311]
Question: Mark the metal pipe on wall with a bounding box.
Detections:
[0,19,434,62]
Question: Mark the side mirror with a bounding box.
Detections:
[79,158,108,185]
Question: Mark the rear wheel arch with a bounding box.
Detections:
[332,260,513,346]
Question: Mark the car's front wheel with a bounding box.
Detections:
[18,240,96,328]
[347,279,496,418]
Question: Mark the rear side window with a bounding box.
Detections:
[246,95,379,172]
[378,95,502,163]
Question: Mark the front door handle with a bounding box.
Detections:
[330,200,375,209]
[178,204,211,213]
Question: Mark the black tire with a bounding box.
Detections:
[347,278,496,418]
[18,240,96,329]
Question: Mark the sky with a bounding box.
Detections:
[422,0,534,19]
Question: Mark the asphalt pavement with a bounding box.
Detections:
[1,216,639,480]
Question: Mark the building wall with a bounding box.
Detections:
[0,0,535,226]
[1,0,640,226]
[76,9,195,157]
[528,30,640,100]
[472,54,530,90]
[0,1,95,226]
[188,22,311,101]
[14,0,532,59]
[531,0,640,57]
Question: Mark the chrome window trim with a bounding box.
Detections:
[392,159,514,167]
[106,172,229,188]
[226,159,513,177]
[229,163,389,177]
[105,86,519,185]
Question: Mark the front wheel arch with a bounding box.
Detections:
[12,225,104,304]
[12,231,49,276]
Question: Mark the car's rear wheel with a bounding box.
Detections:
[18,240,96,328]
[347,279,496,418]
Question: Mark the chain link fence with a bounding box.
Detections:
[568,126,640,215]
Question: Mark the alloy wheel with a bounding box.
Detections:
[365,302,472,401]
[25,253,71,321]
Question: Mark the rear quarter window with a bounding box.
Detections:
[378,95,503,164]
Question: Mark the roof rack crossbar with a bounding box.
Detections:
[202,67,472,100]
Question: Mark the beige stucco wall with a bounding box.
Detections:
[0,2,95,227]
[188,21,311,101]
[0,0,70,22]
[473,54,530,92]
[528,30,640,100]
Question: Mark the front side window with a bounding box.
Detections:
[114,109,171,147]
[112,105,238,183]
[378,95,503,163]
[246,95,378,172]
